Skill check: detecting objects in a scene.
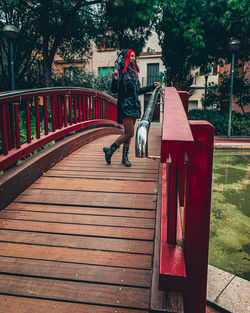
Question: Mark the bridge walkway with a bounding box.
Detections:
[0,127,161,313]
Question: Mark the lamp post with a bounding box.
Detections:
[227,38,241,139]
[3,25,18,90]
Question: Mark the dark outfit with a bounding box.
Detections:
[111,62,155,123]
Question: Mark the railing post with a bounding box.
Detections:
[166,157,178,245]
[0,103,9,155]
[14,103,21,149]
[26,99,32,143]
[183,121,214,313]
[35,97,40,139]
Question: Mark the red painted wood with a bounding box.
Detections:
[51,95,56,132]
[178,91,189,117]
[26,100,31,143]
[35,97,40,139]
[160,88,214,313]
[82,96,86,121]
[63,96,67,127]
[69,96,73,125]
[78,95,82,122]
[0,87,118,168]
[0,119,122,170]
[183,121,214,313]
[43,97,49,135]
[1,103,9,155]
[74,95,77,124]
[58,96,62,129]
[0,88,116,105]
[14,103,21,149]
[161,87,194,163]
[159,163,186,292]
[166,161,178,245]
[101,99,104,119]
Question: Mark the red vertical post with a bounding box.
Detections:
[78,95,82,122]
[96,96,100,119]
[69,95,73,125]
[43,96,49,135]
[166,159,178,245]
[89,96,92,120]
[85,96,88,121]
[64,95,68,127]
[103,99,105,119]
[82,95,86,121]
[74,95,77,124]
[51,95,56,132]
[101,99,103,119]
[106,102,109,119]
[93,97,95,120]
[35,97,40,139]
[58,96,62,129]
[1,103,9,155]
[14,103,21,149]
[26,99,31,143]
[183,121,214,313]
[81,95,84,121]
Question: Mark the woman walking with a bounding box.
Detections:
[103,49,159,167]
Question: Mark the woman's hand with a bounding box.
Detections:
[154,82,160,87]
[113,69,119,80]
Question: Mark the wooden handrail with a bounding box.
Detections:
[160,87,214,313]
[0,87,121,171]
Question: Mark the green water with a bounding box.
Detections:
[209,149,250,281]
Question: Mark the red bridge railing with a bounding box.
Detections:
[160,87,214,313]
[0,87,121,171]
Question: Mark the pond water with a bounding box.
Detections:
[209,149,250,281]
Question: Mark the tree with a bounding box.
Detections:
[155,0,250,89]
[0,0,157,90]
[201,70,249,114]
[105,0,158,55]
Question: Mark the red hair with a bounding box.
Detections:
[123,49,139,76]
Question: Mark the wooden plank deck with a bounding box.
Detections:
[0,128,161,312]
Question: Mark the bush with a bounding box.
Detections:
[188,109,250,136]
[52,67,115,97]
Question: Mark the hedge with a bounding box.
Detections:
[188,109,250,136]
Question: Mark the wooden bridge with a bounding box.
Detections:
[0,87,215,313]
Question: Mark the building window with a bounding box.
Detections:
[200,62,218,76]
[64,67,74,80]
[147,63,159,85]
[96,36,115,51]
[189,100,198,110]
[98,67,113,76]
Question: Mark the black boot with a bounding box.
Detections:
[122,146,131,167]
[103,142,119,165]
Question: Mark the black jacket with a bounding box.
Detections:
[111,73,155,124]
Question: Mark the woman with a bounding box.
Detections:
[103,49,160,167]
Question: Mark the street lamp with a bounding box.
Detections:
[3,25,18,90]
[227,38,241,139]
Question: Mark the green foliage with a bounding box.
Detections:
[105,0,158,55]
[0,0,156,90]
[201,70,250,114]
[52,67,115,97]
[188,109,250,136]
[156,0,250,88]
[201,82,219,110]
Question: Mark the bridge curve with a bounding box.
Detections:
[0,87,216,313]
